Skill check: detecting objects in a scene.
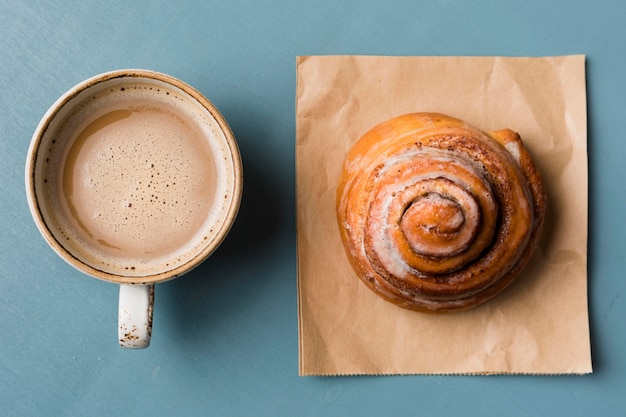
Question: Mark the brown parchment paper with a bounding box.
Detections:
[295,55,591,376]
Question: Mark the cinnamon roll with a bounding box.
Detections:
[336,113,547,312]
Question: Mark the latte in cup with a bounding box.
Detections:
[26,70,242,347]
[28,71,242,283]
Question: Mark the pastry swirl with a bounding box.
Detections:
[336,113,547,312]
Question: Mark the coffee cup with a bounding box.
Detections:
[25,69,243,348]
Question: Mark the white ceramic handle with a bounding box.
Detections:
[118,284,154,348]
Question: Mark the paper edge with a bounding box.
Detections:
[295,55,306,376]
[299,370,593,377]
[295,53,587,60]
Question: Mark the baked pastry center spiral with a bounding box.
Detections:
[401,188,479,257]
[337,113,546,312]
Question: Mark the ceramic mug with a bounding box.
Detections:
[25,69,243,348]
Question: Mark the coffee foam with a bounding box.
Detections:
[37,80,237,277]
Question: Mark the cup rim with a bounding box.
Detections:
[25,69,243,285]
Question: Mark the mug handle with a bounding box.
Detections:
[118,284,154,348]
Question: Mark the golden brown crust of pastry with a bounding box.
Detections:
[336,113,547,312]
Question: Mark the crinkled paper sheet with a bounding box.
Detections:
[296,55,591,376]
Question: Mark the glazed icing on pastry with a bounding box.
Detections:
[336,113,547,312]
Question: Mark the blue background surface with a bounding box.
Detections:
[0,0,622,415]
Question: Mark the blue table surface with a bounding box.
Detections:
[1,0,623,415]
